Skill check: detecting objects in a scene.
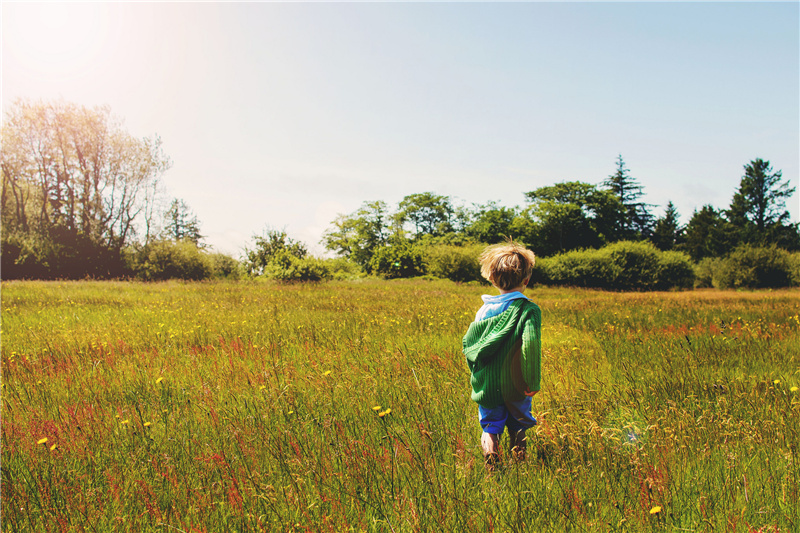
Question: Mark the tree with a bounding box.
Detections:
[321,201,390,271]
[650,201,683,251]
[728,158,796,245]
[244,228,307,276]
[1,99,170,278]
[603,155,653,239]
[161,198,203,245]
[395,192,453,238]
[523,181,625,255]
[680,205,731,261]
[466,201,518,244]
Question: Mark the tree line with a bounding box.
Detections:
[2,99,798,287]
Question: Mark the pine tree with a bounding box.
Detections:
[603,155,653,239]
[651,201,682,251]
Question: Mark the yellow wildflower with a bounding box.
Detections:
[379,408,392,417]
[155,377,164,384]
[37,437,48,445]
[323,370,331,376]
[773,379,781,385]
[144,422,152,427]
[372,405,382,411]
[121,419,130,425]
[649,506,662,515]
[791,386,798,392]
[49,444,58,451]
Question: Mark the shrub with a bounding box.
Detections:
[208,253,244,280]
[324,257,364,281]
[789,252,800,287]
[370,243,425,279]
[654,250,695,290]
[539,241,694,290]
[133,240,212,281]
[694,257,721,289]
[714,244,793,289]
[423,244,483,283]
[541,248,615,289]
[263,249,331,282]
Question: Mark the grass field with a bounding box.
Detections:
[1,280,798,532]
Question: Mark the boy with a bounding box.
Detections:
[462,240,541,469]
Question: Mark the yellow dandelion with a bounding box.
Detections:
[49,444,58,451]
[773,379,781,385]
[144,422,152,427]
[323,370,331,376]
[37,437,48,445]
[649,506,662,515]
[379,408,392,417]
[287,410,294,415]
[259,385,266,390]
[791,386,798,392]
[155,377,164,384]
[372,405,382,411]
[121,419,130,425]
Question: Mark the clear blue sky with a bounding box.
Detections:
[3,2,798,256]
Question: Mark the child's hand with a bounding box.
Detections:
[524,389,539,397]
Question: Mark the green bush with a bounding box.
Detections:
[694,257,721,289]
[423,244,483,283]
[654,250,695,290]
[323,257,364,281]
[713,244,793,289]
[370,243,425,279]
[789,252,800,287]
[133,240,212,281]
[263,249,331,282]
[208,253,244,280]
[538,241,694,290]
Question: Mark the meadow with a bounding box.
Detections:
[1,279,798,532]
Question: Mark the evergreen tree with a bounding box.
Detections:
[603,155,654,239]
[728,158,796,246]
[651,201,683,251]
[162,198,203,245]
[680,205,731,261]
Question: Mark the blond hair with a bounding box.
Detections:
[479,239,536,290]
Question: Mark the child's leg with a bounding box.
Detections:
[478,405,507,469]
[481,431,500,456]
[509,429,527,461]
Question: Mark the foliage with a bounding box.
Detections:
[396,192,454,238]
[3,281,798,531]
[523,181,625,256]
[1,99,170,279]
[540,241,695,290]
[207,252,244,280]
[693,257,722,289]
[322,257,365,281]
[465,202,517,244]
[244,228,307,276]
[321,201,390,271]
[650,201,683,251]
[422,244,484,283]
[131,239,212,281]
[680,205,733,262]
[730,158,795,236]
[713,244,794,289]
[263,249,331,282]
[161,198,203,245]
[370,242,425,278]
[602,155,654,238]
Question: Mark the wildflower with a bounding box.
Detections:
[121,419,130,425]
[791,387,798,392]
[259,385,266,391]
[372,405,382,411]
[322,370,331,376]
[773,379,781,385]
[649,506,662,515]
[49,444,58,451]
[379,408,392,418]
[144,422,152,427]
[37,437,48,445]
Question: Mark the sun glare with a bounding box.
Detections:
[4,3,113,76]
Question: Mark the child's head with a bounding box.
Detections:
[479,239,536,291]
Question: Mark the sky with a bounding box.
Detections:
[2,1,798,257]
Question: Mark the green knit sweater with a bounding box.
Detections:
[462,299,542,409]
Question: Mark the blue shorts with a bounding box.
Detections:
[478,396,537,435]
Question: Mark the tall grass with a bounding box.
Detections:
[2,280,798,532]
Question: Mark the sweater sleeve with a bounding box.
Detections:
[521,303,542,393]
